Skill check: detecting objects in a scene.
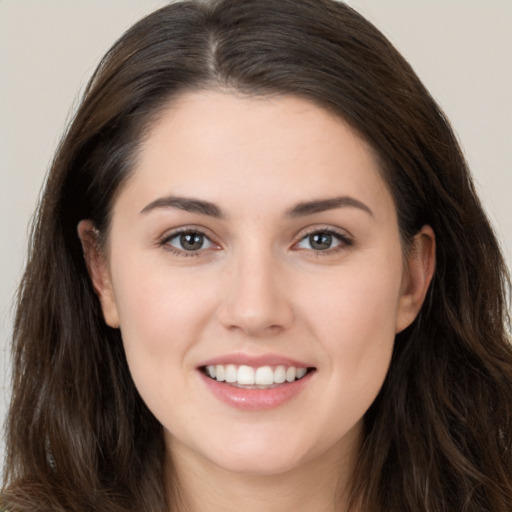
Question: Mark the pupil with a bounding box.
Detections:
[310,233,332,250]
[181,233,203,251]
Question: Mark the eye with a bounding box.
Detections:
[295,230,350,252]
[164,231,215,253]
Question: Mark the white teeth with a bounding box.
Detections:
[286,367,297,382]
[205,364,310,386]
[237,365,255,385]
[215,365,225,382]
[255,366,274,385]
[225,364,237,383]
[274,365,286,384]
[296,367,307,379]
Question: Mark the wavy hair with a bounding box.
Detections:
[2,0,511,510]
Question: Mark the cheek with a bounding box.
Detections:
[108,259,213,389]
[109,266,213,422]
[302,251,403,391]
[306,254,403,339]
[112,259,210,342]
[292,265,401,446]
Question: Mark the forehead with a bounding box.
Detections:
[117,90,393,218]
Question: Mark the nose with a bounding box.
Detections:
[217,248,294,337]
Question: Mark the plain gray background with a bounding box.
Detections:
[1,0,511,470]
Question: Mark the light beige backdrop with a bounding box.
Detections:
[1,0,511,470]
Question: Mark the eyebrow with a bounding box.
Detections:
[286,196,374,218]
[140,196,224,218]
[140,194,373,219]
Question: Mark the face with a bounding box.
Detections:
[82,91,434,478]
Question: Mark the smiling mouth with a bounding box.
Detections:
[201,364,316,389]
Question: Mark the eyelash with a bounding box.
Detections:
[158,228,217,258]
[293,228,353,256]
[158,227,353,258]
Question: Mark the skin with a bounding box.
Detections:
[79,91,435,511]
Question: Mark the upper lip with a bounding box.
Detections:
[197,353,313,369]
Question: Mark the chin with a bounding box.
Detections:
[207,448,308,476]
[172,427,314,477]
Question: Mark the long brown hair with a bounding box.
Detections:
[2,1,511,510]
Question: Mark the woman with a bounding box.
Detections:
[2,0,511,510]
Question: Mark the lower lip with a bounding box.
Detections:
[199,371,314,411]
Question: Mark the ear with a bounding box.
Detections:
[395,225,436,333]
[77,220,120,328]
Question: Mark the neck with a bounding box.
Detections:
[165,432,360,512]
